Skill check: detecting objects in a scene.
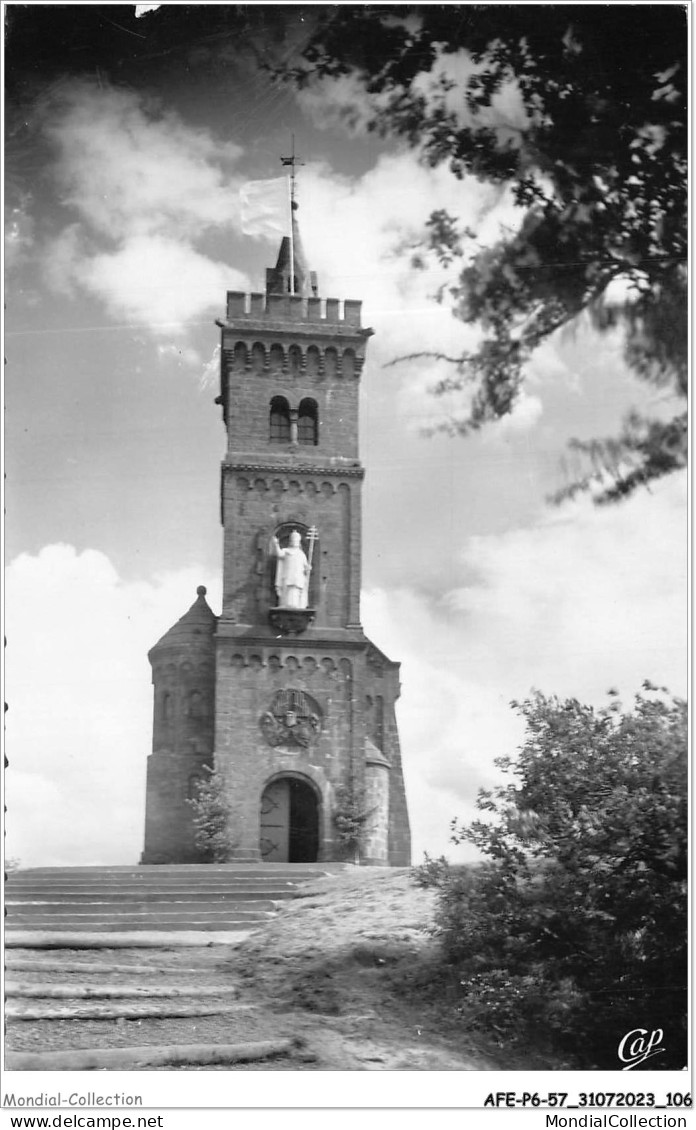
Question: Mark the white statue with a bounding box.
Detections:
[271,530,311,608]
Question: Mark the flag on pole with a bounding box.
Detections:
[239,177,290,239]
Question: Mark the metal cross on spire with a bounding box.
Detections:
[280,134,305,211]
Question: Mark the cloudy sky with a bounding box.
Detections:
[5,5,687,868]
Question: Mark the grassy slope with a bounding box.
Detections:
[232,868,561,1070]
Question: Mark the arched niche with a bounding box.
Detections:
[288,344,302,376]
[269,343,284,373]
[251,343,266,374]
[268,521,320,608]
[306,345,320,376]
[324,347,338,377]
[232,342,248,371]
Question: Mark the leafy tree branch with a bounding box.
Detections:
[285,6,687,501]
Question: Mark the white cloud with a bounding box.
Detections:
[43,81,241,239]
[363,588,525,861]
[296,73,393,136]
[39,80,248,334]
[363,471,687,860]
[5,196,36,271]
[199,344,221,390]
[293,153,522,427]
[481,391,544,439]
[42,223,83,295]
[5,545,221,867]
[35,77,546,397]
[452,472,688,702]
[79,235,241,332]
[411,50,529,145]
[157,343,202,368]
[298,47,528,149]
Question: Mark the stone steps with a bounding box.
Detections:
[7,900,279,914]
[8,917,275,926]
[9,890,296,899]
[6,981,243,999]
[3,864,337,1069]
[5,863,333,941]
[12,865,331,875]
[7,1000,258,1022]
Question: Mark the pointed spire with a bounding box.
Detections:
[265,136,317,298]
[266,206,318,297]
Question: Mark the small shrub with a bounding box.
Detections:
[411,852,450,889]
[333,784,376,860]
[186,765,237,862]
[434,688,687,1068]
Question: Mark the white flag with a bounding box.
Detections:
[239,177,289,239]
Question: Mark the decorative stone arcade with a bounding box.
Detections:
[142,221,411,866]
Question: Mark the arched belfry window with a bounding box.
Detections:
[298,398,318,445]
[269,396,291,443]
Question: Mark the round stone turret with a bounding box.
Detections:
[142,588,218,864]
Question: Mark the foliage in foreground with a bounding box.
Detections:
[415,686,687,1068]
[186,765,236,863]
[333,783,377,861]
[289,7,687,502]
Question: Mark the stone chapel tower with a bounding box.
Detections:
[142,213,410,866]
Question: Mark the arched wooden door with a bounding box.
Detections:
[260,777,319,863]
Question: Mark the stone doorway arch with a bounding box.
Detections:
[260,775,319,863]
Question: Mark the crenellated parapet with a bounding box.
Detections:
[223,290,369,331]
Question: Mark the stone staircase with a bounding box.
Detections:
[4,864,338,1069]
[5,863,335,945]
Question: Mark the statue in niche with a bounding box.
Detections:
[271,527,317,608]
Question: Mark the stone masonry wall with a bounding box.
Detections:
[364,646,411,867]
[220,473,360,629]
[362,756,390,865]
[214,642,360,861]
[142,616,215,864]
[223,341,362,462]
[141,749,211,864]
